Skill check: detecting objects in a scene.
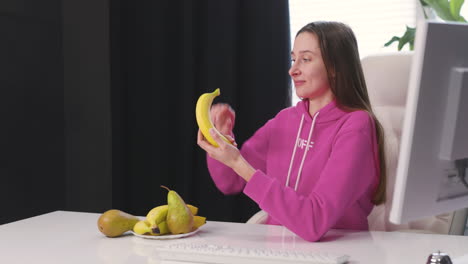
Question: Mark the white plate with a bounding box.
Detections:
[131,228,201,240]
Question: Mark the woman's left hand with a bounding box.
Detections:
[197,128,240,168]
[197,128,256,182]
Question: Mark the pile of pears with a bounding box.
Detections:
[97,186,206,238]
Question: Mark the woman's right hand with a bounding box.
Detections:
[210,103,235,137]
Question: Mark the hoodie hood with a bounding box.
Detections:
[295,99,346,124]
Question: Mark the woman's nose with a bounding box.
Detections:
[289,65,300,77]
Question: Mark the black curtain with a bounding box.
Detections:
[111,0,291,222]
[0,0,65,224]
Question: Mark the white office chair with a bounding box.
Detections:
[363,51,467,235]
[247,52,467,235]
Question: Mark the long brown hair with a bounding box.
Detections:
[297,21,386,205]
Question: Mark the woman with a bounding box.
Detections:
[197,21,386,242]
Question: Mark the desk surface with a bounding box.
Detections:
[0,211,467,264]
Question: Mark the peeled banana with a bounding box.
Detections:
[195,88,232,147]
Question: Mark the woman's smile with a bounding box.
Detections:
[294,80,306,86]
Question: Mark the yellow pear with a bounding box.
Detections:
[97,209,139,237]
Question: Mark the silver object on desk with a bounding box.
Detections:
[427,251,453,264]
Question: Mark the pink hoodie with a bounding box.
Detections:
[207,99,380,242]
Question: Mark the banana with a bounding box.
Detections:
[151,221,170,235]
[195,88,232,147]
[146,204,197,224]
[133,220,153,235]
[146,205,168,227]
[193,216,206,229]
[187,204,198,216]
[145,204,200,235]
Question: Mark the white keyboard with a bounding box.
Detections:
[156,242,350,264]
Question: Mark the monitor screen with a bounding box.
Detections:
[389,20,468,224]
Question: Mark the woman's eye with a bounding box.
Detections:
[291,57,310,63]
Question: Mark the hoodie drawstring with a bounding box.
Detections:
[285,115,304,188]
[285,112,320,191]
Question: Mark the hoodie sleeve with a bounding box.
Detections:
[243,124,378,242]
[207,120,271,195]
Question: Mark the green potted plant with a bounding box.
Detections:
[385,0,466,51]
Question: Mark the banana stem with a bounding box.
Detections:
[160,185,170,192]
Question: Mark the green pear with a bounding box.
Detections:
[97,209,140,237]
[161,185,194,234]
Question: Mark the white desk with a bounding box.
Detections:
[0,211,467,264]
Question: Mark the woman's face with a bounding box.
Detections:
[289,32,332,101]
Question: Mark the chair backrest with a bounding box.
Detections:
[362,51,459,234]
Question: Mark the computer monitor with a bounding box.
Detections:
[389,20,468,225]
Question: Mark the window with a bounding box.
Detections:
[289,0,468,105]
[289,0,417,104]
[289,0,417,57]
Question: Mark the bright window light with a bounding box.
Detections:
[289,0,417,104]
